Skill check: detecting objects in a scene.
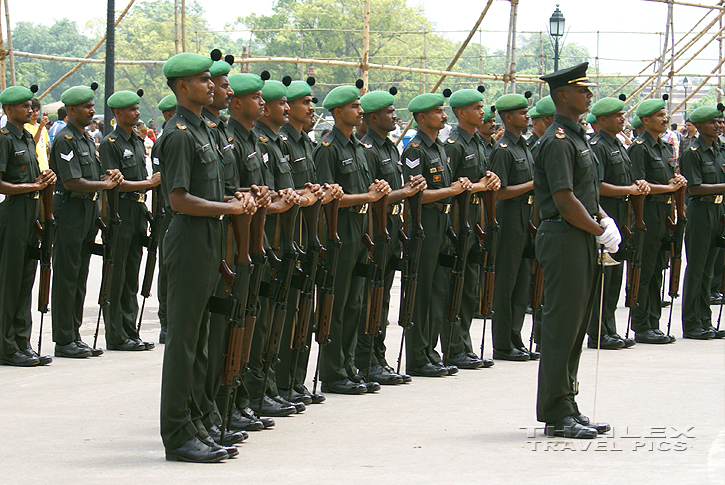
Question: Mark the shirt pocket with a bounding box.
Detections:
[702,161,718,183]
[650,156,666,179]
[379,158,395,176]
[197,143,218,181]
[339,158,361,193]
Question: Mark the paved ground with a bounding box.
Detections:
[1,256,724,484]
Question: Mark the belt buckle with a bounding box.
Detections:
[391,204,401,215]
[716,195,723,204]
[624,195,630,202]
[136,193,145,203]
[92,192,98,202]
[359,203,369,214]
[218,214,224,220]
[471,194,480,205]
[527,195,533,205]
[443,203,451,214]
[666,196,672,204]
[32,192,40,199]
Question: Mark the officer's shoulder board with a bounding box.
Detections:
[555,127,566,139]
[447,138,455,144]
[228,136,234,143]
[409,142,419,148]
[321,140,331,147]
[65,134,73,140]
[176,123,187,130]
[259,136,268,143]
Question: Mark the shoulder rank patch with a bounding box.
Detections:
[321,140,330,146]
[259,136,268,143]
[499,143,508,148]
[280,135,287,141]
[206,121,217,128]
[590,139,598,145]
[409,142,419,148]
[405,157,420,169]
[228,136,234,142]
[690,145,698,151]
[447,138,455,144]
[635,139,643,144]
[555,127,566,139]
[362,143,372,149]
[176,123,187,130]
[0,129,6,135]
[65,134,73,140]
[108,137,116,142]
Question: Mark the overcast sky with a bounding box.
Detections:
[8,0,723,85]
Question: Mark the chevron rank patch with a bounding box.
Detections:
[405,158,420,169]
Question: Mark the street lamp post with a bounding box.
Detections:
[549,5,565,72]
[683,77,689,123]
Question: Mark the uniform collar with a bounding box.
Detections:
[280,123,302,142]
[201,108,222,127]
[111,126,137,142]
[67,122,92,140]
[416,129,440,148]
[332,125,358,147]
[365,128,390,147]
[554,114,586,138]
[451,126,474,144]
[501,129,525,147]
[255,120,279,141]
[4,122,25,139]
[175,105,204,128]
[596,130,620,148]
[696,135,717,155]
[229,118,254,141]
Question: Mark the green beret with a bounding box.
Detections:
[528,107,540,119]
[689,106,720,123]
[449,89,484,108]
[61,85,95,106]
[323,85,361,110]
[261,81,288,102]
[535,96,555,116]
[287,81,313,102]
[0,86,33,105]
[107,90,140,109]
[591,97,625,117]
[162,52,213,79]
[157,94,177,112]
[360,90,395,113]
[586,113,597,124]
[209,60,232,78]
[495,93,528,113]
[484,106,496,122]
[407,93,445,113]
[636,99,665,118]
[631,115,642,128]
[229,73,264,96]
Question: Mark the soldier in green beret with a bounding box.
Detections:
[630,114,644,138]
[585,112,599,136]
[535,95,556,126]
[49,83,124,359]
[479,106,497,156]
[277,78,342,404]
[534,62,618,438]
[585,97,650,350]
[488,93,538,362]
[314,83,391,394]
[527,107,543,147]
[158,94,177,127]
[0,85,57,366]
[629,98,687,344]
[680,106,725,340]
[158,51,256,463]
[352,88,427,384]
[400,92,473,377]
[442,88,500,369]
[99,90,159,352]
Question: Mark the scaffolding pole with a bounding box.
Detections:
[174,0,179,55]
[0,1,5,90]
[181,0,186,52]
[509,0,519,94]
[37,0,137,100]
[655,0,673,98]
[671,55,725,113]
[4,0,14,86]
[361,0,370,93]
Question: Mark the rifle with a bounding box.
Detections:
[35,184,55,355]
[287,201,322,402]
[623,194,646,339]
[359,194,390,380]
[312,198,341,396]
[477,190,499,360]
[664,186,686,340]
[137,185,164,333]
[210,212,254,446]
[716,214,725,331]
[92,185,121,350]
[257,204,301,415]
[396,191,424,374]
[527,201,543,353]
[440,189,472,360]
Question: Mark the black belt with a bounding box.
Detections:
[176,212,224,221]
[542,215,562,222]
[648,194,672,204]
[695,195,724,204]
[55,190,98,201]
[510,193,534,204]
[342,203,368,214]
[10,191,40,199]
[603,194,630,201]
[423,202,452,214]
[387,203,403,215]
[470,194,481,205]
[119,192,147,203]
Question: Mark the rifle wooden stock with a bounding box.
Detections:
[364,195,390,336]
[625,195,646,308]
[97,186,121,306]
[140,186,165,299]
[479,190,498,317]
[37,184,55,313]
[668,187,687,298]
[292,202,322,350]
[397,192,423,329]
[315,199,340,345]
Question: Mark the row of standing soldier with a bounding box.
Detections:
[1,53,723,458]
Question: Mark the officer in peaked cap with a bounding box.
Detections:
[533,62,618,439]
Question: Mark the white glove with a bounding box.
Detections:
[596,218,621,253]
